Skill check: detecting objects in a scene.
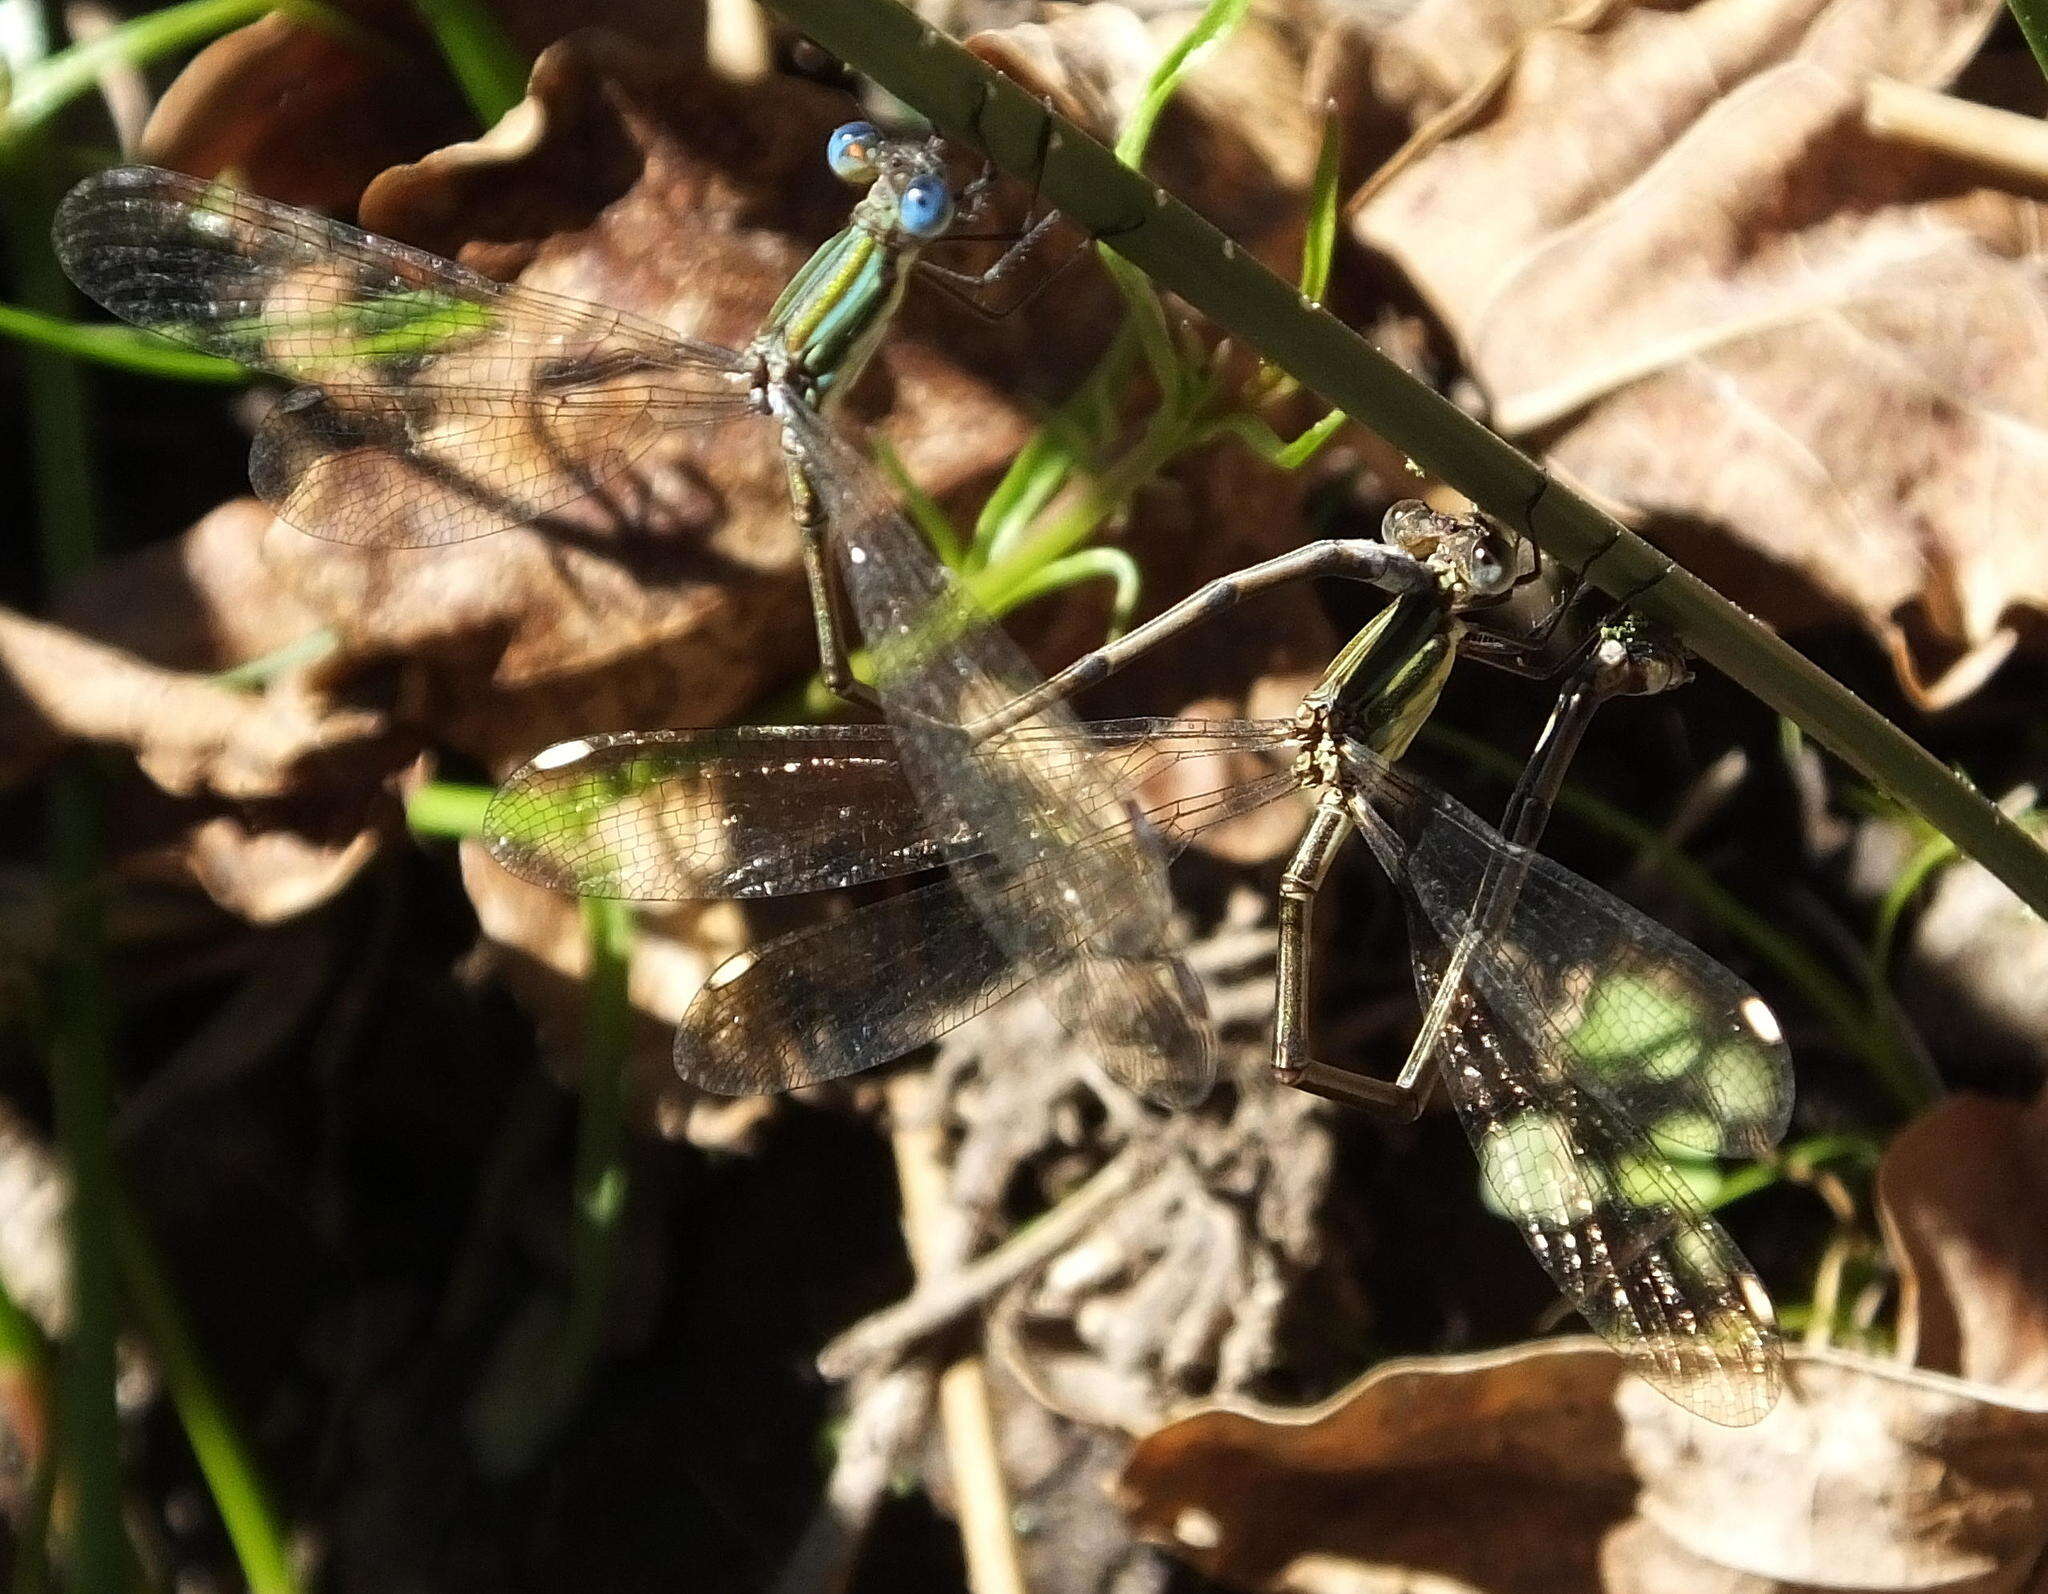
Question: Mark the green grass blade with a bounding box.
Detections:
[994,545,1143,636]
[1098,245,1185,400]
[2,117,124,1587]
[1869,830,1959,974]
[0,303,246,383]
[406,781,492,839]
[1298,108,1341,303]
[1706,1129,1884,1210]
[561,897,633,1409]
[874,438,965,567]
[408,779,635,1471]
[1207,405,1346,469]
[408,0,528,126]
[1116,0,1252,165]
[975,326,1146,568]
[973,432,1071,570]
[116,1207,301,1594]
[2010,0,2048,82]
[467,896,635,1474]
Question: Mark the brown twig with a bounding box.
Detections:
[819,1137,1165,1382]
[885,1072,1028,1594]
[1864,77,2048,191]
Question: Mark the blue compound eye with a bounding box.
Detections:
[898,174,954,239]
[827,122,881,184]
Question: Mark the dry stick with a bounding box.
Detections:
[885,1072,1028,1594]
[761,0,2048,924]
[820,1137,1164,1380]
[1864,77,2048,189]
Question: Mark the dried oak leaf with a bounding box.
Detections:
[1877,1089,2048,1396]
[1119,1339,2048,1594]
[137,0,704,212]
[1118,1340,1637,1592]
[1351,0,2041,707]
[970,1,1329,267]
[0,589,390,803]
[1609,1357,2048,1592]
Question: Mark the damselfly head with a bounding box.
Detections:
[827,121,960,243]
[1381,499,1525,603]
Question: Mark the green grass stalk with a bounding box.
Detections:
[115,1207,301,1594]
[0,304,244,381]
[406,781,493,839]
[559,896,633,1410]
[2009,0,2048,83]
[408,0,528,126]
[0,0,362,159]
[2,124,124,1589]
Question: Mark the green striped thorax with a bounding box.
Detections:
[749,121,962,408]
[1300,502,1524,774]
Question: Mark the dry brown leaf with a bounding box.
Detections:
[1119,1339,2048,1594]
[1367,0,1612,125]
[1350,0,2041,706]
[180,813,384,924]
[1118,1340,1638,1592]
[0,592,396,800]
[1611,1358,2048,1592]
[970,1,1328,264]
[138,0,704,209]
[138,8,474,211]
[1877,1091,2048,1395]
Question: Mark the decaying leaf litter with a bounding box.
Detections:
[4,0,2048,1587]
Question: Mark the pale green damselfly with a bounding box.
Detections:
[53,118,1232,1106]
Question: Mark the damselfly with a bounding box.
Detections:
[52,122,1225,1104]
[486,502,1794,1424]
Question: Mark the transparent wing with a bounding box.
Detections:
[484,717,1299,902]
[680,876,1024,1094]
[1348,746,1792,1158]
[1343,767,1783,1425]
[782,402,1220,1106]
[677,759,1302,1095]
[484,726,963,900]
[1417,951,1782,1425]
[54,166,753,547]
